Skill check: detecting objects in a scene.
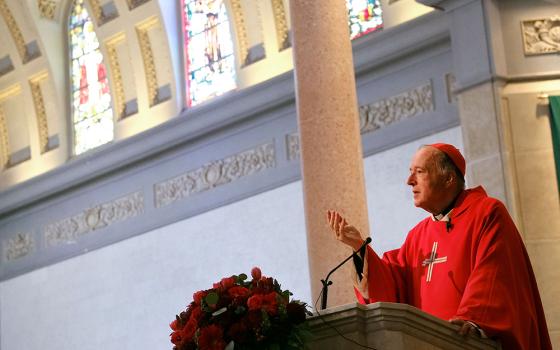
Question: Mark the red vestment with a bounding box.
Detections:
[354,186,552,350]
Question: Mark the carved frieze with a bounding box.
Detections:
[286,133,299,161]
[155,143,276,208]
[286,82,434,160]
[522,16,560,55]
[3,233,34,261]
[44,191,144,247]
[359,82,434,134]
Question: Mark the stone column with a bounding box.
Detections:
[289,1,370,307]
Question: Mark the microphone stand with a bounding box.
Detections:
[320,237,372,310]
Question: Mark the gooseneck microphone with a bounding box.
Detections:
[320,237,372,310]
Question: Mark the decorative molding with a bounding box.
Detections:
[230,0,250,67]
[0,106,9,168]
[271,0,290,51]
[88,0,118,26]
[287,82,435,160]
[0,0,27,62]
[3,233,34,261]
[359,82,434,134]
[521,16,560,55]
[155,143,276,208]
[38,0,57,20]
[126,0,150,11]
[0,84,21,167]
[44,191,144,247]
[286,132,299,161]
[136,17,159,107]
[445,73,457,104]
[29,71,50,154]
[106,34,127,119]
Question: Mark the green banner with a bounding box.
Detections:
[549,96,560,192]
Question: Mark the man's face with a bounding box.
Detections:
[406,147,448,214]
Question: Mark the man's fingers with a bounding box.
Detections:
[449,319,479,337]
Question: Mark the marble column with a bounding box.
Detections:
[289,1,370,307]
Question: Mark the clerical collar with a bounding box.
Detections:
[431,193,460,222]
[432,210,452,222]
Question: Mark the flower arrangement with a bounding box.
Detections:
[170,267,312,350]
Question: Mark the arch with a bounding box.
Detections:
[68,0,114,155]
[182,0,237,107]
[347,0,383,40]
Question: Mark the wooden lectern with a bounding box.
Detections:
[307,302,500,350]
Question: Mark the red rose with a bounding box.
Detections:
[170,329,186,346]
[221,277,235,289]
[198,324,226,350]
[247,294,264,311]
[247,292,278,315]
[182,318,197,340]
[193,290,208,305]
[190,306,202,322]
[251,267,262,280]
[228,286,250,299]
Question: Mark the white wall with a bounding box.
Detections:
[0,181,309,350]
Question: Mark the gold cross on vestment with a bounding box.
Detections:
[422,241,447,282]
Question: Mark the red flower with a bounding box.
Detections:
[193,290,208,305]
[220,277,235,290]
[182,318,197,340]
[247,292,278,315]
[228,286,250,299]
[190,306,202,322]
[251,267,262,280]
[170,319,179,331]
[170,330,186,346]
[198,324,226,350]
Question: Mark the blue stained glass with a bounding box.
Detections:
[183,0,237,106]
[347,0,383,40]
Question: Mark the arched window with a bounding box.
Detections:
[69,0,113,155]
[347,0,383,40]
[182,0,237,107]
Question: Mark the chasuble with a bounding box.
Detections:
[353,186,552,350]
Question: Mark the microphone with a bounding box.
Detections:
[320,237,372,310]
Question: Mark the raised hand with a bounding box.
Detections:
[326,210,366,251]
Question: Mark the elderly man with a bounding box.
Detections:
[327,143,551,350]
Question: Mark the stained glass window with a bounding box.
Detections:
[347,0,383,40]
[69,0,113,155]
[183,0,237,106]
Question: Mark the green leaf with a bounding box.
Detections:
[238,273,248,281]
[205,292,219,305]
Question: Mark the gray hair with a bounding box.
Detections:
[421,145,465,190]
